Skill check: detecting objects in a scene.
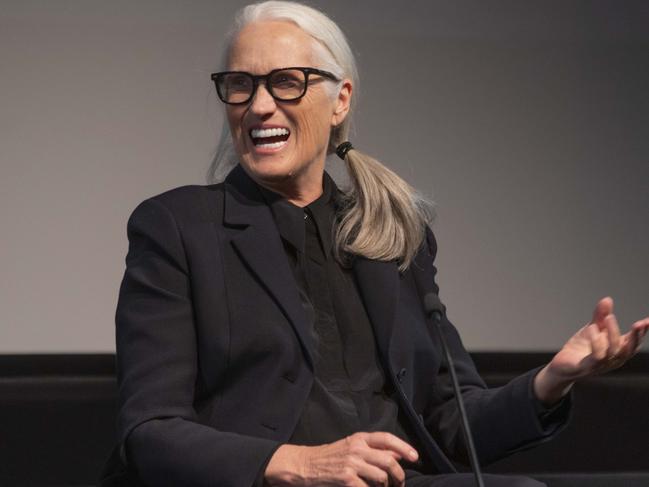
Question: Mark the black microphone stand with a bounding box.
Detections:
[425,293,485,487]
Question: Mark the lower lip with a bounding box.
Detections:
[251,138,289,154]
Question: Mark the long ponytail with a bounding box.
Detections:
[333,147,432,272]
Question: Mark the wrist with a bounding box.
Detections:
[264,444,307,486]
[533,364,574,407]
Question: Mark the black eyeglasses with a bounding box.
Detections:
[210,66,340,105]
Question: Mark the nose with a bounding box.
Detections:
[248,82,277,116]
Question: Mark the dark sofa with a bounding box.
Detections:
[1,353,647,486]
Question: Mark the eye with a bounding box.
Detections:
[270,70,304,89]
[225,74,252,92]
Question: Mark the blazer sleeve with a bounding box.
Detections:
[115,197,280,487]
[417,228,571,466]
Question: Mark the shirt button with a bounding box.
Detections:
[396,368,407,383]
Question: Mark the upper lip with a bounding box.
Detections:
[248,124,291,136]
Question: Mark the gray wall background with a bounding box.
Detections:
[1,0,647,353]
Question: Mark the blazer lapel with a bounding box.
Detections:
[352,257,399,369]
[354,255,458,474]
[222,165,314,368]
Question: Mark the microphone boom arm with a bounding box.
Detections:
[424,293,485,487]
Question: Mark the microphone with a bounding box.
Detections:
[424,293,485,487]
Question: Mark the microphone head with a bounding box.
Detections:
[424,293,445,317]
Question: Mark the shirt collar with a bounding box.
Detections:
[257,172,338,256]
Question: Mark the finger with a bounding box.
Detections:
[586,323,608,362]
[592,297,614,328]
[360,448,406,486]
[618,328,644,358]
[610,318,649,362]
[354,459,392,487]
[631,317,649,334]
[363,432,419,463]
[603,314,622,357]
[631,318,649,346]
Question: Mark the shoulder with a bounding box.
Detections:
[409,225,437,265]
[149,183,224,215]
[124,184,228,262]
[131,183,226,227]
[423,225,438,258]
[404,225,442,296]
[407,225,439,275]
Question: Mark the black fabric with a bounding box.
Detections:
[253,172,565,484]
[100,164,571,487]
[406,470,546,487]
[530,386,571,430]
[258,174,420,456]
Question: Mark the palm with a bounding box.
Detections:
[551,327,600,378]
[548,297,649,381]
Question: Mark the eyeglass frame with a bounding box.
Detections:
[210,66,340,105]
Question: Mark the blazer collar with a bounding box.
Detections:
[223,165,315,367]
[222,164,400,367]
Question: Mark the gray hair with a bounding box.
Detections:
[208,0,433,271]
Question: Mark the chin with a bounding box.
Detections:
[242,157,296,184]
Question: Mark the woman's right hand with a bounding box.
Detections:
[263,432,419,486]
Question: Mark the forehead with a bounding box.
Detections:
[227,20,317,73]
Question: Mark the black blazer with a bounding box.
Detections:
[100,165,565,487]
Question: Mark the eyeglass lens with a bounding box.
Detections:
[218,69,307,104]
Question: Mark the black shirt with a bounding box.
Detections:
[258,172,417,448]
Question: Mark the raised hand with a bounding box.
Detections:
[534,296,649,405]
[264,431,419,486]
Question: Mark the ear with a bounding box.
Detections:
[331,79,353,127]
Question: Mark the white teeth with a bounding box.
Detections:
[250,127,289,139]
[255,140,287,149]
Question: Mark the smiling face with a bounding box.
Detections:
[225,20,351,202]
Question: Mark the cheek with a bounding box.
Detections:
[294,103,333,150]
[226,109,245,143]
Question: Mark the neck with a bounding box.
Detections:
[253,165,325,208]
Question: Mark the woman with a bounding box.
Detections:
[100,2,648,486]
